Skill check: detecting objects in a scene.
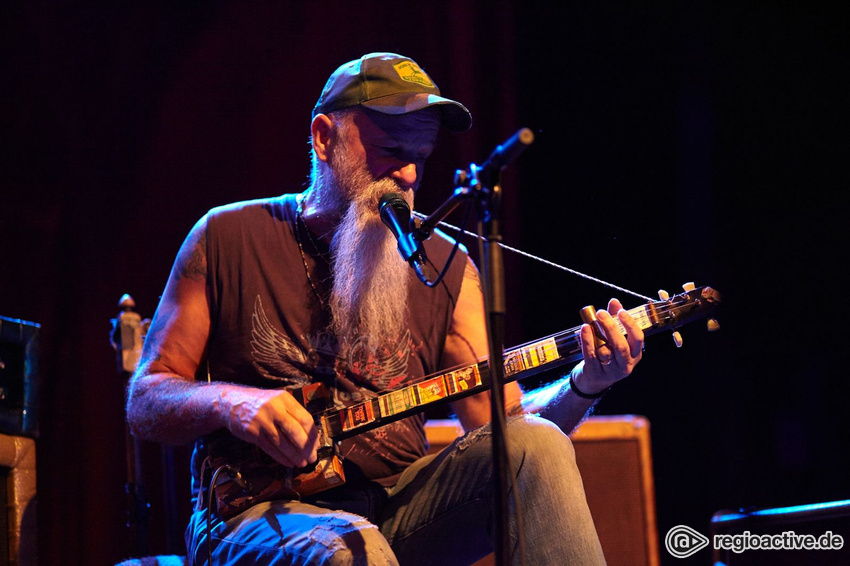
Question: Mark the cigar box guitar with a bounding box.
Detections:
[207,284,721,519]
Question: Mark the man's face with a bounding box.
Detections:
[322,107,440,353]
[328,107,441,210]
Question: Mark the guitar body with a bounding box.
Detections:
[207,439,345,519]
[206,382,347,519]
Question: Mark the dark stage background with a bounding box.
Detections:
[2,2,847,565]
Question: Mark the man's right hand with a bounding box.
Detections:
[223,388,321,468]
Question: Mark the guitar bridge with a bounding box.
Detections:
[289,451,346,497]
[208,434,347,520]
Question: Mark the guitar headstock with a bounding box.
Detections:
[580,283,721,350]
[652,282,721,347]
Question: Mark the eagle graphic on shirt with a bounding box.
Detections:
[249,295,415,397]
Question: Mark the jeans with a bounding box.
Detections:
[186,415,606,565]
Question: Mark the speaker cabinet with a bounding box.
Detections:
[570,415,660,566]
[711,500,850,565]
[0,317,40,439]
[0,433,36,566]
[425,414,660,566]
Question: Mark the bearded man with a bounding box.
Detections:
[126,52,645,565]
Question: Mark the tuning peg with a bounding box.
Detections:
[682,282,696,292]
[672,331,683,348]
[706,318,720,332]
[658,290,670,300]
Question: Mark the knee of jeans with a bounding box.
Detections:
[507,414,577,469]
[312,515,398,566]
[323,545,396,566]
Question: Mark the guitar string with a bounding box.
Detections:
[296,194,653,303]
[290,200,694,425]
[412,211,655,303]
[326,299,697,427]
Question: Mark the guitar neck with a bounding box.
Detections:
[320,285,720,441]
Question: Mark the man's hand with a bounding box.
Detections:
[572,298,644,396]
[223,388,322,468]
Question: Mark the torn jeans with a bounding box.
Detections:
[185,415,605,565]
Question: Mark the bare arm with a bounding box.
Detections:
[442,257,523,432]
[125,215,320,467]
[443,258,644,434]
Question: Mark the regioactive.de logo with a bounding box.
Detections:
[665,525,710,558]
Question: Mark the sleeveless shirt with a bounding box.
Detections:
[194,194,468,489]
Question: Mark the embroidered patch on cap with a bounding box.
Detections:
[393,61,435,87]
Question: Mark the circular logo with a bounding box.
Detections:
[665,525,710,558]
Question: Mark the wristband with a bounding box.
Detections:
[569,373,611,400]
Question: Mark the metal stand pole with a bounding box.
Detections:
[415,128,534,565]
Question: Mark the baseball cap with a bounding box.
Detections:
[312,52,472,132]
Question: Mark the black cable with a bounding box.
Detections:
[205,465,228,566]
[205,464,248,566]
[419,199,475,288]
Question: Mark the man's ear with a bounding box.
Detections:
[311,114,334,163]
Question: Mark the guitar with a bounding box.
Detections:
[206,284,720,519]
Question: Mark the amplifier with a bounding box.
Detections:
[570,415,660,566]
[0,317,40,438]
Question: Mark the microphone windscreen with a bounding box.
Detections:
[379,193,409,214]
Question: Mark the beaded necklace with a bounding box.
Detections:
[294,194,329,310]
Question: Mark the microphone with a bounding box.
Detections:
[475,127,535,189]
[378,193,426,267]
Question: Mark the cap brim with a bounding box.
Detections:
[361,92,472,132]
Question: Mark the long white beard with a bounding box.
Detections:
[321,141,412,352]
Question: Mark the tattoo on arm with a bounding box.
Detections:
[505,400,526,417]
[177,230,207,281]
[139,321,164,366]
[446,328,478,360]
[463,258,483,294]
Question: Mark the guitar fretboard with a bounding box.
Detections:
[320,293,694,440]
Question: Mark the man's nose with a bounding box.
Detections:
[390,162,419,188]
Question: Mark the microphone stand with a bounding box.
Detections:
[111,295,151,557]
[415,128,534,566]
[479,179,512,566]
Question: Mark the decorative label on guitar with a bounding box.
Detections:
[377,365,483,419]
[445,365,482,394]
[338,365,485,432]
[416,375,449,404]
[379,387,416,418]
[504,336,560,377]
[341,402,377,432]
